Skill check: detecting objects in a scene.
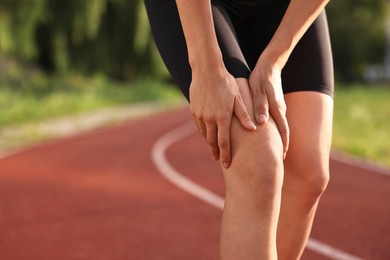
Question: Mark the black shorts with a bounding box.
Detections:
[144,0,334,102]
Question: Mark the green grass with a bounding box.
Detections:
[333,84,390,166]
[0,74,183,128]
[1,73,389,167]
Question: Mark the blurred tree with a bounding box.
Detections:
[326,0,388,82]
[0,0,47,59]
[0,0,387,82]
[0,0,165,80]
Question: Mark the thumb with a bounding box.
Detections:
[234,96,257,131]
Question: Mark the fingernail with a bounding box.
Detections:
[222,161,230,169]
[257,114,267,125]
[247,121,257,130]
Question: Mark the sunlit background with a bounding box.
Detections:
[0,0,389,163]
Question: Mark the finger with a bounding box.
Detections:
[269,103,290,159]
[191,110,204,134]
[252,87,269,125]
[198,119,207,140]
[206,122,219,161]
[233,96,257,131]
[192,115,202,132]
[217,114,232,169]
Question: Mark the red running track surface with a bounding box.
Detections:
[0,108,389,259]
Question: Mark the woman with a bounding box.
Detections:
[145,0,333,258]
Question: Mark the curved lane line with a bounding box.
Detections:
[151,121,364,260]
[151,121,224,210]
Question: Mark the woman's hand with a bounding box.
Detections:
[249,61,290,159]
[175,0,257,169]
[190,66,257,169]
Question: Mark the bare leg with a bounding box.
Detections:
[219,78,284,260]
[277,92,334,259]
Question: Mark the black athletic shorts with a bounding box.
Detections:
[144,0,334,102]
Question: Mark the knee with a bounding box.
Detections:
[285,148,330,198]
[305,167,330,198]
[225,145,284,207]
[224,112,285,208]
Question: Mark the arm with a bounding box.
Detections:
[175,0,222,71]
[176,0,257,168]
[261,0,330,69]
[249,0,330,158]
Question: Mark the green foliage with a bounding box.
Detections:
[333,84,390,166]
[0,0,47,58]
[0,0,388,82]
[327,0,388,81]
[0,0,166,80]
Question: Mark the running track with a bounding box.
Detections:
[0,108,389,259]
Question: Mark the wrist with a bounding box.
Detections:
[258,35,294,71]
[188,46,226,73]
[258,50,287,72]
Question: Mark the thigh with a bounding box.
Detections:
[234,4,333,97]
[284,91,333,173]
[144,0,192,100]
[144,0,251,102]
[282,11,334,97]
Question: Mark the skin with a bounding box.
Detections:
[175,0,332,258]
[219,78,284,259]
[278,92,333,259]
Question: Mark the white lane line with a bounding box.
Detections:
[152,121,224,210]
[151,121,364,260]
[306,240,364,260]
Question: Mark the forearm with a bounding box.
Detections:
[260,0,330,69]
[175,0,224,72]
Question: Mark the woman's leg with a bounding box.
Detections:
[220,78,284,260]
[277,91,333,259]
[145,1,287,258]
